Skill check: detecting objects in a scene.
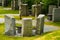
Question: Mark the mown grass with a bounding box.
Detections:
[0,23,40,40]
[0,10,19,14]
[0,23,60,40]
[0,6,60,40]
[45,21,60,27]
[35,30,60,40]
[0,6,19,14]
[14,16,35,20]
[16,23,22,27]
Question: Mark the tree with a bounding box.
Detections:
[42,0,58,15]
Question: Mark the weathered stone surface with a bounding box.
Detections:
[48,5,56,15]
[36,14,45,35]
[11,0,14,10]
[52,8,60,22]
[11,0,19,10]
[5,15,16,36]
[48,5,56,21]
[20,4,29,16]
[32,4,41,16]
[22,18,32,36]
[18,0,22,10]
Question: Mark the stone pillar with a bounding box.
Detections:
[5,15,16,36]
[48,5,56,15]
[11,0,14,10]
[22,18,32,36]
[18,0,24,10]
[32,4,42,16]
[48,5,56,21]
[2,0,4,6]
[36,14,45,35]
[18,0,22,10]
[20,4,29,16]
[11,0,19,10]
[52,8,60,22]
[2,0,8,7]
[18,0,22,19]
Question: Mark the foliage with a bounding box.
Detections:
[23,0,34,9]
[42,0,58,15]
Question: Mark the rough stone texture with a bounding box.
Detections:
[18,0,24,10]
[5,15,16,36]
[52,8,60,22]
[48,5,56,21]
[32,4,41,16]
[36,14,45,35]
[18,0,22,10]
[22,18,32,36]
[11,0,19,10]
[20,4,29,16]
[48,5,56,15]
[11,0,14,10]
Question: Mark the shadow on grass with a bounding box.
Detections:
[40,31,54,36]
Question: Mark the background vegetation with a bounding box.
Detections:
[6,0,60,15]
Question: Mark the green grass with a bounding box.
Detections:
[0,23,40,40]
[0,15,35,20]
[0,15,4,18]
[45,21,60,27]
[35,30,60,40]
[14,16,35,20]
[0,6,60,40]
[0,10,19,14]
[16,23,22,27]
[0,6,19,14]
[0,23,60,40]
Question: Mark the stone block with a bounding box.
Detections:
[5,15,16,36]
[36,14,45,35]
[32,4,41,16]
[52,8,60,22]
[22,18,32,36]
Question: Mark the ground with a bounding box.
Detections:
[0,23,60,40]
[0,6,60,40]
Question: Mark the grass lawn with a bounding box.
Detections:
[0,6,19,14]
[0,6,60,40]
[14,16,35,20]
[45,21,60,27]
[35,30,60,40]
[0,15,35,20]
[0,23,40,40]
[0,23,60,40]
